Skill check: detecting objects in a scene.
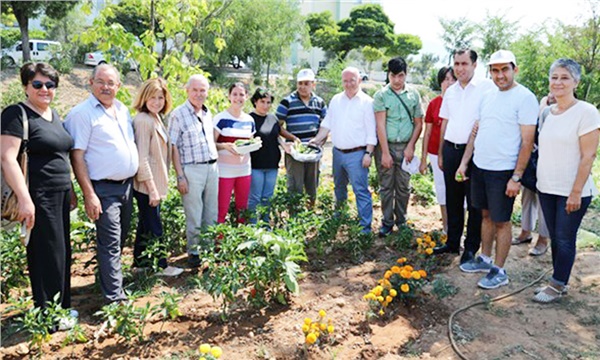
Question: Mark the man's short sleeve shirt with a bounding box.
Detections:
[373,84,423,143]
[275,91,327,142]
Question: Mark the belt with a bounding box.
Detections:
[197,159,217,164]
[93,178,131,185]
[445,140,466,150]
[335,146,366,154]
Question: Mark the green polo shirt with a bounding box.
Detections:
[373,84,423,143]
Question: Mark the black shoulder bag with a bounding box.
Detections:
[521,106,551,191]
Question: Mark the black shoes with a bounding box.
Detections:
[432,245,459,255]
[187,254,201,268]
[378,225,393,238]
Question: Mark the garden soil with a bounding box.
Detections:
[1,66,599,359]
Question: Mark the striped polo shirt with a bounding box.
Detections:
[276,91,327,141]
[214,110,255,178]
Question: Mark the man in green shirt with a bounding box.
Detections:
[373,57,423,237]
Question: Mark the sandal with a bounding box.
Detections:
[533,285,565,303]
[534,284,568,295]
[512,236,532,245]
[528,244,548,256]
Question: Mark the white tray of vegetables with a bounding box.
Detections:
[290,143,323,162]
[235,138,262,154]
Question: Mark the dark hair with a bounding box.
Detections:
[388,57,407,74]
[250,87,275,107]
[20,62,59,87]
[437,66,456,87]
[228,82,247,95]
[454,48,478,63]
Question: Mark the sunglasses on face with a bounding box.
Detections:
[31,80,57,90]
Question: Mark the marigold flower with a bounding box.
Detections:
[373,286,383,296]
[416,238,423,245]
[386,295,393,303]
[403,266,413,272]
[391,266,401,274]
[327,325,334,334]
[200,357,206,360]
[389,289,397,297]
[383,279,391,287]
[319,309,326,318]
[199,344,211,354]
[379,309,384,315]
[400,270,411,279]
[319,323,327,331]
[397,257,407,264]
[419,270,427,278]
[211,346,223,358]
[302,324,310,333]
[412,271,421,280]
[401,283,410,293]
[306,333,317,345]
[304,317,312,325]
[425,248,433,255]
[384,270,392,279]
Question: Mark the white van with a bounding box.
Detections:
[1,39,61,67]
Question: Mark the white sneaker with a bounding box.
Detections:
[58,309,79,331]
[157,266,184,277]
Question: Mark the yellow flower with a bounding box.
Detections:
[411,271,421,280]
[319,323,327,331]
[391,266,401,274]
[319,309,326,318]
[306,333,317,345]
[200,358,206,360]
[377,296,384,302]
[304,317,312,325]
[302,324,310,333]
[379,309,384,315]
[416,238,423,245]
[397,257,407,264]
[327,325,334,334]
[211,346,223,358]
[386,295,393,303]
[373,286,383,296]
[419,270,427,278]
[389,289,397,297]
[384,270,392,279]
[403,265,414,272]
[425,248,433,255]
[400,270,411,279]
[199,344,211,354]
[401,284,410,293]
[382,279,391,287]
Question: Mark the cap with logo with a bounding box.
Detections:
[488,50,517,66]
[297,68,316,82]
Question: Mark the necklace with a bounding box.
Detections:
[552,99,578,115]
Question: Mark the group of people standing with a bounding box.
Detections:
[1,47,598,331]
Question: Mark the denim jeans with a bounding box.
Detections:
[248,168,278,224]
[538,192,592,286]
[333,147,372,232]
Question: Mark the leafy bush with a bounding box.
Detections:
[0,29,47,49]
[410,172,436,206]
[1,227,29,301]
[0,80,25,109]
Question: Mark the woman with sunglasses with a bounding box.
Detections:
[1,62,77,329]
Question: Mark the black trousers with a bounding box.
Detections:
[442,141,481,254]
[133,190,167,269]
[27,189,71,309]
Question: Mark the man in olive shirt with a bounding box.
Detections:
[373,57,423,237]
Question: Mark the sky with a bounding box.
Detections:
[381,0,588,67]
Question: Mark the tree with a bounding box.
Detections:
[1,1,78,62]
[439,17,477,64]
[386,33,422,58]
[362,45,383,73]
[306,11,339,55]
[477,11,518,64]
[409,53,440,86]
[337,4,394,57]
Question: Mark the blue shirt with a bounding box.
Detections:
[276,91,327,141]
[64,95,138,181]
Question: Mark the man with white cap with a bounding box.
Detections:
[276,68,327,205]
[455,50,538,289]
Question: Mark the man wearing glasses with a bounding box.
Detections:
[64,63,138,304]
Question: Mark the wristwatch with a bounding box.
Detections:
[511,174,521,183]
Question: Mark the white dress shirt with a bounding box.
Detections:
[321,90,377,149]
[439,77,495,144]
[64,95,139,181]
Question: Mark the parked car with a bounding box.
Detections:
[359,69,369,81]
[1,39,61,67]
[228,56,245,69]
[84,50,138,71]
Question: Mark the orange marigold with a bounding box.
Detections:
[401,284,410,293]
[419,269,427,278]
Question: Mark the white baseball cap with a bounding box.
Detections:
[488,50,517,66]
[297,68,315,82]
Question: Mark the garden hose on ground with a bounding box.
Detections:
[447,267,553,360]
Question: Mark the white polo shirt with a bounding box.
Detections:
[321,90,377,149]
[64,95,139,181]
[440,77,495,144]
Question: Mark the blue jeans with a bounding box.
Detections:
[333,147,372,232]
[248,168,278,224]
[538,192,592,286]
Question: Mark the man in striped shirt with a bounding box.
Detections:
[276,69,327,205]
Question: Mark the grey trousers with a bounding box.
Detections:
[284,153,319,202]
[375,142,411,228]
[93,179,133,302]
[521,187,549,237]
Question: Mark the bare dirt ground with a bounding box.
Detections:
[1,66,599,359]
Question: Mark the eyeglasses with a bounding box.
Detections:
[93,79,118,88]
[31,80,57,89]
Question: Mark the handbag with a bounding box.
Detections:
[1,104,30,227]
[521,106,550,191]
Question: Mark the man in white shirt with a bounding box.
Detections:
[435,49,495,264]
[311,67,377,233]
[64,64,139,303]
[456,50,538,289]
